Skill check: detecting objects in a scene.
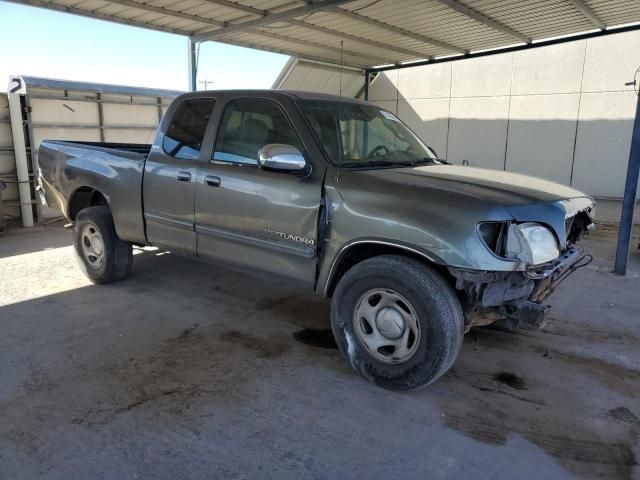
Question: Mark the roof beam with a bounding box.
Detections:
[368,23,640,72]
[249,28,394,66]
[435,0,531,44]
[287,19,432,60]
[566,0,606,29]
[192,0,356,42]
[214,37,367,69]
[329,8,468,54]
[294,58,364,73]
[5,0,192,35]
[192,0,432,61]
[105,0,226,27]
[200,0,265,17]
[192,0,432,59]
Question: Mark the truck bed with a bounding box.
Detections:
[38,139,150,244]
[45,140,152,157]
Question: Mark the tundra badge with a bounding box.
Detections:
[264,228,315,246]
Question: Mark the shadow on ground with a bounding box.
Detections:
[0,225,639,479]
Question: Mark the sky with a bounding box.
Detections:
[0,2,290,92]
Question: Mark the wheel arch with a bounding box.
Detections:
[323,239,450,297]
[68,186,110,220]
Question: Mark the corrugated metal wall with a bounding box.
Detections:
[27,91,167,150]
[3,78,179,224]
[0,97,18,222]
[368,29,640,200]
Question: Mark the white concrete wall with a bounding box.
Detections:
[368,30,640,199]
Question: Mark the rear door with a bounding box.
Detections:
[143,97,216,255]
[194,96,322,284]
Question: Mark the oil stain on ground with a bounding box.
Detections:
[441,331,639,479]
[219,329,290,359]
[442,384,637,478]
[292,328,338,349]
[493,372,527,390]
[58,326,293,430]
[253,295,330,328]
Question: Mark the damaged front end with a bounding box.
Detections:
[450,205,595,332]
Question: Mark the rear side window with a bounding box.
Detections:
[162,98,216,160]
[213,99,303,165]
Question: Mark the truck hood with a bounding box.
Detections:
[356,164,590,206]
[335,164,595,252]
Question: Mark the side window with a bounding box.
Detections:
[213,99,303,165]
[297,102,340,164]
[162,98,215,160]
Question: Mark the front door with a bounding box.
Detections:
[143,97,216,255]
[195,97,322,284]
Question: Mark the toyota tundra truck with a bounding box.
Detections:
[37,90,595,390]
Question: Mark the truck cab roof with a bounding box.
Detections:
[176,89,370,105]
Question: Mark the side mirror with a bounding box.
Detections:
[258,144,307,172]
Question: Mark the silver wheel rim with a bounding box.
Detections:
[353,288,421,364]
[80,223,105,269]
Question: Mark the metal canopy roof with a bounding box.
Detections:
[12,75,183,97]
[9,0,640,70]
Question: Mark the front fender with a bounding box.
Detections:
[318,237,447,296]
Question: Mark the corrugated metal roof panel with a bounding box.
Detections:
[229,30,375,67]
[588,0,640,27]
[465,0,595,39]
[252,24,417,63]
[18,75,183,97]
[272,58,364,97]
[10,0,640,68]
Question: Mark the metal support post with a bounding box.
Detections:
[364,69,370,101]
[613,88,640,275]
[188,39,197,92]
[7,77,34,227]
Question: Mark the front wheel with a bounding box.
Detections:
[73,206,133,283]
[331,255,464,391]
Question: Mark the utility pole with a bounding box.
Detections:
[199,79,214,90]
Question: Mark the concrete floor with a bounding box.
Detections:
[1,223,639,480]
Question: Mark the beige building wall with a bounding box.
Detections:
[368,30,640,199]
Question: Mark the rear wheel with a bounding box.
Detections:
[73,206,133,283]
[330,255,464,391]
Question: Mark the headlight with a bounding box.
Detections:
[506,222,559,265]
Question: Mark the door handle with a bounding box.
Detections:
[204,175,221,187]
[177,171,191,182]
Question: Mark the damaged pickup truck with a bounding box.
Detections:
[37,90,595,390]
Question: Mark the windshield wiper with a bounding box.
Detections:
[340,157,449,169]
[340,160,415,169]
[406,158,449,166]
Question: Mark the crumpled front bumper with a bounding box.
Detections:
[527,246,592,302]
[450,246,592,331]
[499,247,592,330]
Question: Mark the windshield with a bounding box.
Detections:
[297,100,439,168]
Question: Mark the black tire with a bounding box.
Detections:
[331,255,464,391]
[73,206,133,284]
